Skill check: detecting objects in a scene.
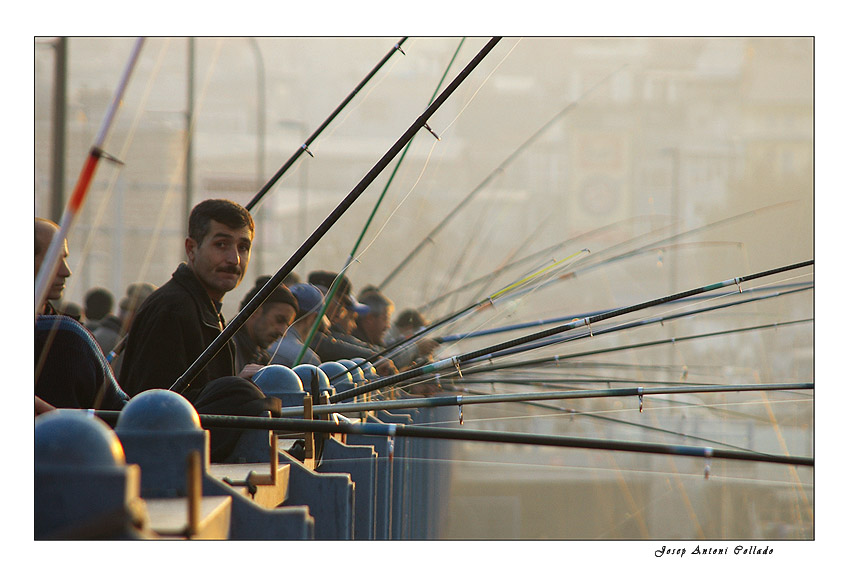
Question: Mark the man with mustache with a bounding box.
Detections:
[119,199,257,402]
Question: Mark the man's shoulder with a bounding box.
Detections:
[137,278,198,316]
[36,314,89,337]
[36,315,100,356]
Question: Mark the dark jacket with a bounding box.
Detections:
[119,263,236,401]
[35,315,129,410]
[234,326,271,370]
[310,329,378,362]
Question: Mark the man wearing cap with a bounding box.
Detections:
[234,277,299,369]
[267,283,323,367]
[305,270,395,370]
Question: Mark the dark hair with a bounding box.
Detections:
[188,199,254,244]
[84,287,114,320]
[240,276,299,313]
[395,308,427,329]
[308,270,352,297]
[359,289,393,314]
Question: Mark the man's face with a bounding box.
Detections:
[248,302,296,349]
[362,306,393,344]
[336,305,357,334]
[35,223,72,302]
[185,220,252,302]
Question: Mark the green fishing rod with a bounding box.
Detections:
[328,259,813,403]
[168,38,502,395]
[378,65,627,292]
[244,37,408,211]
[293,38,467,366]
[93,410,812,468]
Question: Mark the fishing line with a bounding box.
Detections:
[35,37,145,317]
[380,55,627,295]
[170,38,504,394]
[36,40,170,382]
[437,38,523,136]
[291,40,468,364]
[134,39,225,289]
[64,39,172,308]
[244,37,410,213]
[424,389,781,455]
[305,38,417,155]
[346,38,522,271]
[514,278,812,358]
[348,136,442,265]
[371,248,593,373]
[448,287,813,382]
[420,215,667,315]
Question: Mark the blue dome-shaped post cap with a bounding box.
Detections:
[337,359,366,385]
[292,364,333,394]
[319,361,352,385]
[352,357,379,381]
[320,361,356,393]
[252,364,304,394]
[35,410,126,468]
[115,389,201,433]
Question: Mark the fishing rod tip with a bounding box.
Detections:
[423,123,441,141]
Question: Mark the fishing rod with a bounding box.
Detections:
[279,382,812,418]
[440,282,813,363]
[458,318,813,380]
[293,38,467,366]
[380,239,752,368]
[352,280,811,394]
[429,383,802,456]
[331,247,591,382]
[93,410,813,468]
[243,37,407,211]
[168,38,503,395]
[417,216,663,315]
[328,260,813,403]
[104,40,408,363]
[436,278,811,346]
[35,37,145,317]
[378,65,627,292]
[421,200,795,317]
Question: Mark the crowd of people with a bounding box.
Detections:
[34,199,440,433]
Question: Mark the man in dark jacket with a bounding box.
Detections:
[119,199,255,402]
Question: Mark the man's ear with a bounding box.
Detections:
[185,237,197,262]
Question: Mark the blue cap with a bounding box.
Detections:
[289,283,324,316]
[347,294,370,316]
